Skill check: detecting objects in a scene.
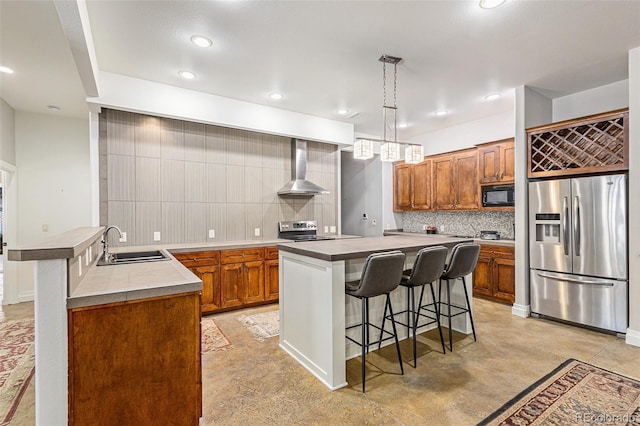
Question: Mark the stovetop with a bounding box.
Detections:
[278,220,335,242]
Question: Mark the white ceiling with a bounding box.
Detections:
[1,0,639,140]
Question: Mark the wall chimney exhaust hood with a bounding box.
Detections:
[278,139,330,196]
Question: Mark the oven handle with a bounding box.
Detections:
[535,272,614,287]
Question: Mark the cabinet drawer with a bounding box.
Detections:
[173,250,220,268]
[479,244,514,259]
[221,248,264,264]
[265,246,278,260]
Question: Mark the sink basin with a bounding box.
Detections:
[97,249,170,266]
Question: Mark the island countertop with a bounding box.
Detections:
[277,234,472,261]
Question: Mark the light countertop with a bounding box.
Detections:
[277,234,473,261]
[383,231,516,247]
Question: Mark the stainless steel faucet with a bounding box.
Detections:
[102,225,123,263]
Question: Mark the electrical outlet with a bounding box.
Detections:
[330,226,336,234]
[120,232,127,243]
[324,226,329,233]
[208,229,215,239]
[153,231,161,241]
[42,224,49,232]
[422,225,428,231]
[371,219,377,226]
[254,228,261,237]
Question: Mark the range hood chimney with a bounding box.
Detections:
[278,139,330,196]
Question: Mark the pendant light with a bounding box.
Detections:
[354,55,423,163]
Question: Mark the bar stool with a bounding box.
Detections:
[345,250,406,393]
[439,242,480,352]
[381,246,448,367]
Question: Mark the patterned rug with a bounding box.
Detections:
[479,358,640,425]
[0,319,35,426]
[201,318,233,353]
[238,311,279,342]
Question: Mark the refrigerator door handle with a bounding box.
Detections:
[562,196,569,256]
[535,272,615,287]
[573,196,581,257]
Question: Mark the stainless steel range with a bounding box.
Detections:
[278,221,335,242]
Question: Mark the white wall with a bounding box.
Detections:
[408,109,514,156]
[11,112,91,300]
[626,47,640,346]
[89,72,354,146]
[553,80,629,122]
[1,98,16,165]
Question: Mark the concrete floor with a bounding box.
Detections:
[2,298,639,425]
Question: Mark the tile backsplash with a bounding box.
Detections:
[99,109,339,247]
[403,211,516,239]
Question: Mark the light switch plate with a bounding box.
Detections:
[42,224,49,232]
[254,228,261,237]
[153,231,161,241]
[324,226,329,233]
[330,226,336,233]
[120,232,127,243]
[208,229,215,239]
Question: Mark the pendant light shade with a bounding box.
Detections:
[353,139,374,160]
[380,142,401,162]
[405,145,424,164]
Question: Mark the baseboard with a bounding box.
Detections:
[511,303,530,318]
[625,328,640,347]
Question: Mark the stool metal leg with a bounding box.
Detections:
[411,286,418,368]
[378,296,388,350]
[446,278,453,352]
[361,297,367,393]
[461,277,477,342]
[386,295,404,376]
[429,282,446,354]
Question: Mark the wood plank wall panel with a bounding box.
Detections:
[101,108,339,247]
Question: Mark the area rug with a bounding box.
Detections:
[0,319,35,426]
[201,318,233,353]
[479,358,640,425]
[238,311,279,341]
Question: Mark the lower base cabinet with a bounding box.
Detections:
[473,244,515,304]
[174,246,278,315]
[68,292,202,426]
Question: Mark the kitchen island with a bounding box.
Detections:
[276,234,473,390]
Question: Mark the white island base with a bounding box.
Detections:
[278,236,474,391]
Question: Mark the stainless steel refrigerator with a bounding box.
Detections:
[529,174,628,333]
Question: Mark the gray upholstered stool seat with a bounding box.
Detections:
[345,250,406,393]
[381,246,448,367]
[438,242,481,351]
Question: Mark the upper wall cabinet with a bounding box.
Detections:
[477,138,515,184]
[432,148,479,211]
[393,159,432,211]
[527,109,628,179]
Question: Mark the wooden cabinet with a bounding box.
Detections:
[68,292,202,425]
[264,247,279,301]
[175,246,278,314]
[172,250,221,314]
[432,148,479,210]
[478,138,515,184]
[472,244,515,304]
[393,159,431,211]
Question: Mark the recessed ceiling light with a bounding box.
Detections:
[485,93,501,101]
[479,0,507,9]
[0,66,14,74]
[397,122,409,128]
[434,110,449,116]
[337,108,350,115]
[178,70,196,80]
[190,35,213,48]
[269,92,283,100]
[48,105,61,111]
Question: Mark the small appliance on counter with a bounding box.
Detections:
[479,230,500,240]
[425,226,437,234]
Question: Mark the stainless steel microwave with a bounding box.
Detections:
[482,185,515,207]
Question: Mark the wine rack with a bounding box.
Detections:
[527,109,628,178]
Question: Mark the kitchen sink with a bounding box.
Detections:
[97,249,170,266]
